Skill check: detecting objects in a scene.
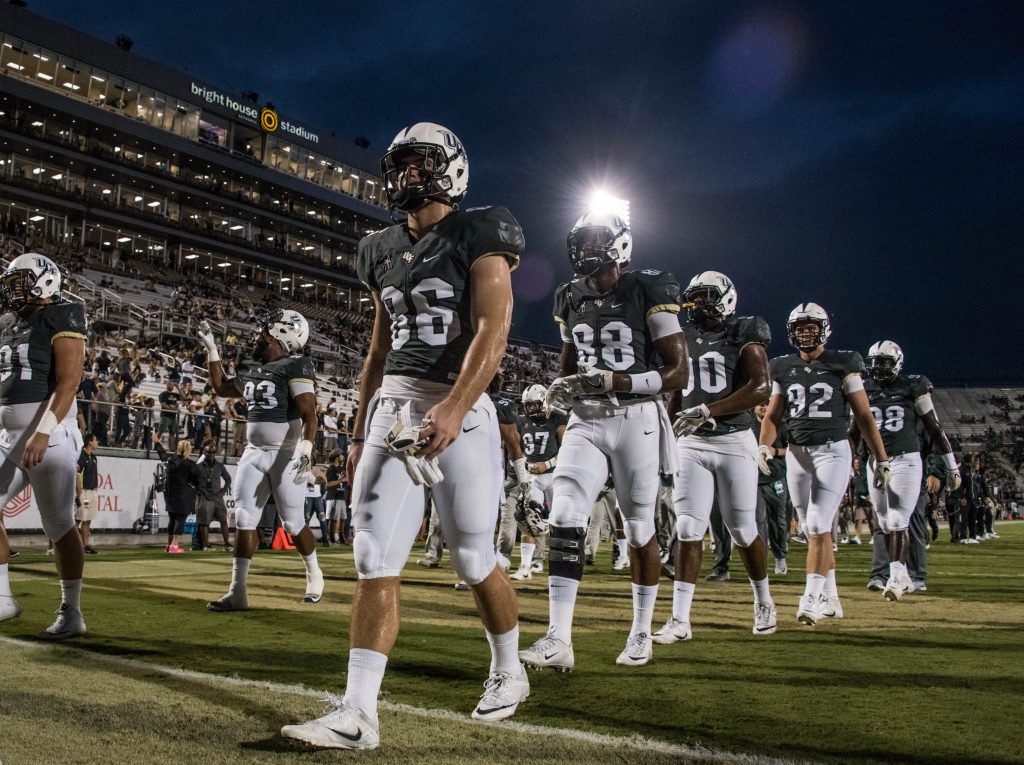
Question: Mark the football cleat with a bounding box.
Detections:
[495,552,511,571]
[510,567,532,581]
[774,559,788,575]
[911,580,927,592]
[0,595,22,622]
[651,617,692,645]
[207,590,249,612]
[866,578,885,592]
[883,577,908,602]
[38,603,86,641]
[753,603,778,635]
[615,632,653,667]
[416,557,439,568]
[454,580,471,591]
[797,595,819,625]
[519,628,574,672]
[471,665,530,721]
[816,594,844,619]
[849,536,862,545]
[612,556,630,571]
[530,559,543,573]
[282,703,380,750]
[705,569,730,582]
[303,568,325,604]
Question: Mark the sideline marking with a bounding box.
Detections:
[1,635,816,765]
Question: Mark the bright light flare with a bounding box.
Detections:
[587,188,630,228]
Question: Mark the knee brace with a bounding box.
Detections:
[548,525,586,581]
[449,532,496,586]
[623,516,655,548]
[675,513,706,543]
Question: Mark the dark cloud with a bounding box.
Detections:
[28,0,1024,382]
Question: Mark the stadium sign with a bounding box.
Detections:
[190,82,320,143]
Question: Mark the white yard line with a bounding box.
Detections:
[1,635,816,765]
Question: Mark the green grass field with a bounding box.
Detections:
[2,524,1023,765]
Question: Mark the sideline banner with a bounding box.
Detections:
[2,456,237,531]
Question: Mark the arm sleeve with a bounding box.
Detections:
[465,206,524,270]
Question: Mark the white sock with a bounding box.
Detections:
[519,543,535,569]
[630,583,658,637]
[803,573,826,599]
[616,538,627,559]
[824,569,838,597]
[749,576,772,606]
[302,550,320,574]
[672,581,696,623]
[60,579,82,611]
[342,648,388,721]
[486,626,521,674]
[548,575,579,643]
[0,563,11,598]
[229,557,251,594]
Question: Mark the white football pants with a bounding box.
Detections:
[785,440,852,536]
[867,452,922,532]
[233,443,306,534]
[352,392,501,585]
[550,400,664,546]
[674,430,760,547]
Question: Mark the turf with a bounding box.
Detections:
[2,524,1023,765]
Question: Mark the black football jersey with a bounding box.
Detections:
[864,373,932,457]
[0,300,87,406]
[491,394,520,427]
[678,316,770,436]
[770,350,864,446]
[234,355,316,424]
[553,270,681,379]
[521,411,568,469]
[357,207,524,385]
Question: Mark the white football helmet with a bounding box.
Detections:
[257,308,309,354]
[0,252,62,311]
[567,211,632,276]
[867,340,904,382]
[684,271,737,324]
[522,384,547,420]
[787,302,831,352]
[381,122,469,212]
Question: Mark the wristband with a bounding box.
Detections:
[351,437,365,445]
[941,452,958,471]
[35,410,59,436]
[629,371,663,394]
[295,439,313,458]
[513,457,530,485]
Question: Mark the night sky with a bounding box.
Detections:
[29,1,1024,385]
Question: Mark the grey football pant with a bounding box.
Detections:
[496,478,519,558]
[871,492,928,582]
[709,498,731,573]
[758,481,789,562]
[585,488,619,557]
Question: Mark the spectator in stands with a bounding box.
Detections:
[152,432,200,554]
[157,380,182,449]
[195,439,233,551]
[75,434,100,555]
[304,462,330,547]
[181,356,195,386]
[324,451,348,544]
[112,374,134,447]
[322,408,338,454]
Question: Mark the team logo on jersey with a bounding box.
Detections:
[595,299,604,307]
[2,486,32,519]
[383,255,393,270]
[402,251,414,264]
[804,366,811,373]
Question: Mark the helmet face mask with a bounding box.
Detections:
[254,308,309,356]
[786,303,831,353]
[684,271,737,325]
[521,384,547,420]
[567,212,631,277]
[382,123,468,213]
[867,340,904,382]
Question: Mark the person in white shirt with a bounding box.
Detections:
[323,412,338,454]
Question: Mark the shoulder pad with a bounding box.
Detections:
[461,206,525,251]
[553,282,572,323]
[47,301,88,336]
[729,316,771,348]
[631,270,681,317]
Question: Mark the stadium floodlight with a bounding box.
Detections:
[587,188,630,228]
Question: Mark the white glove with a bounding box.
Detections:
[197,320,220,363]
[757,445,774,476]
[946,467,962,492]
[384,403,444,487]
[289,439,313,486]
[544,378,576,415]
[873,459,892,490]
[512,456,533,498]
[544,367,614,415]
[673,404,715,438]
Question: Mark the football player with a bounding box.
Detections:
[856,340,961,600]
[758,303,891,625]
[654,272,776,644]
[282,123,526,750]
[492,371,532,570]
[0,254,88,639]
[510,384,566,581]
[518,210,688,670]
[754,403,790,574]
[199,309,325,610]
